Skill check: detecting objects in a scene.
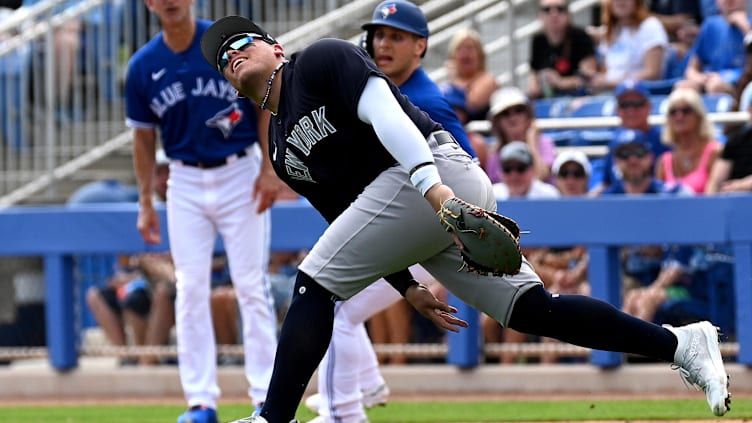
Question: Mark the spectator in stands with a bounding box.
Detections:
[588,0,669,93]
[483,87,557,183]
[492,141,560,200]
[599,136,708,328]
[441,28,499,122]
[589,79,670,195]
[677,0,750,95]
[527,0,598,99]
[707,87,752,192]
[22,0,82,122]
[442,85,489,165]
[650,0,703,40]
[85,255,155,366]
[486,141,558,364]
[649,1,703,81]
[655,88,722,193]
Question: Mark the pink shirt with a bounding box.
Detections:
[661,140,720,194]
[485,134,557,183]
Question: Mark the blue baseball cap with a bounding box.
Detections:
[614,79,650,100]
[611,128,651,152]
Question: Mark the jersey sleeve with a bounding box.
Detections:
[124,54,158,129]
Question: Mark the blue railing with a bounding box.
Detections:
[1,195,751,371]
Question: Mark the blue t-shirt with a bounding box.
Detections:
[601,178,689,195]
[399,67,476,157]
[125,19,259,163]
[600,126,669,186]
[689,14,748,84]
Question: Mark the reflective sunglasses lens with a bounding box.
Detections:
[218,36,256,71]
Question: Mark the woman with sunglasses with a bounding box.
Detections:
[482,86,556,183]
[655,87,722,194]
[527,0,598,99]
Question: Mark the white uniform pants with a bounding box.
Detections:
[167,144,277,409]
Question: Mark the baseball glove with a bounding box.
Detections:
[437,197,522,276]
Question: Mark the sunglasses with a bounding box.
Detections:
[540,5,567,13]
[668,106,694,117]
[618,99,647,109]
[500,105,528,118]
[502,163,530,174]
[615,147,650,160]
[217,33,263,72]
[558,167,586,178]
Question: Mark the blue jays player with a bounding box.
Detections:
[304,2,479,422]
[202,14,730,423]
[125,1,281,422]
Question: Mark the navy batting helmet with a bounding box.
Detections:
[361,0,429,57]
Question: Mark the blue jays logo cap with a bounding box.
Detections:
[614,79,650,99]
[201,16,277,72]
[361,0,429,38]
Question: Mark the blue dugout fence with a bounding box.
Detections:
[0,195,751,371]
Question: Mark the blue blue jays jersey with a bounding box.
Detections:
[399,67,475,157]
[125,19,258,163]
[271,39,442,222]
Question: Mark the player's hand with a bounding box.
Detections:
[137,204,161,245]
[424,183,456,212]
[404,284,469,333]
[253,169,284,213]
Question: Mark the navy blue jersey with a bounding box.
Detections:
[125,19,259,163]
[271,39,442,222]
[399,68,475,157]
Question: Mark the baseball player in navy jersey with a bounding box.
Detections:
[303,2,479,422]
[201,15,730,423]
[125,2,282,423]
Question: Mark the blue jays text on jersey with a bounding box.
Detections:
[125,19,259,164]
[148,77,239,119]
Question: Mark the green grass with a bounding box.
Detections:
[1,398,750,423]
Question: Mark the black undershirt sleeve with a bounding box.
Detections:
[383,268,419,297]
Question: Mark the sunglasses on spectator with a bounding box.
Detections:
[217,33,263,72]
[618,99,647,109]
[540,5,567,13]
[668,106,694,117]
[500,105,528,118]
[502,163,531,174]
[615,147,650,160]
[558,167,586,178]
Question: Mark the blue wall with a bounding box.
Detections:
[1,195,751,370]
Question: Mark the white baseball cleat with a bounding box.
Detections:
[665,321,731,416]
[303,393,321,414]
[304,383,389,415]
[361,383,390,409]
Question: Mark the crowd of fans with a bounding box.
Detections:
[1,0,749,367]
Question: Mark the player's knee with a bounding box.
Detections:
[290,271,339,304]
[507,284,555,332]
